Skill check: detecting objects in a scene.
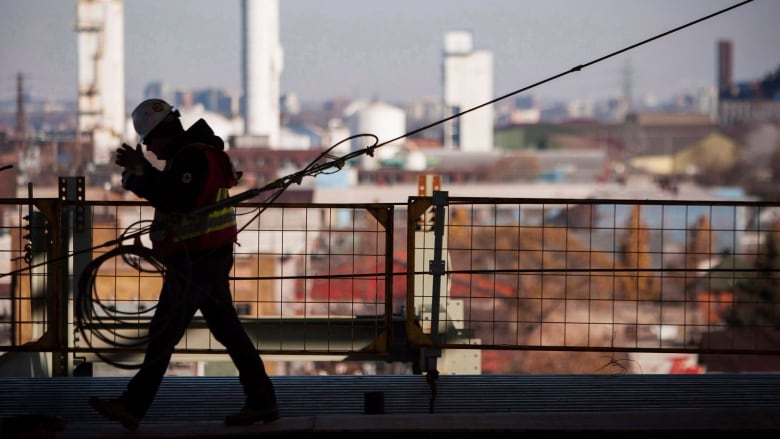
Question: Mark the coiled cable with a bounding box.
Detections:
[75,244,168,369]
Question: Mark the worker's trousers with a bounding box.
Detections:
[120,244,277,417]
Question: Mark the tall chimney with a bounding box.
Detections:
[76,0,126,165]
[241,0,283,148]
[15,72,25,139]
[717,40,733,99]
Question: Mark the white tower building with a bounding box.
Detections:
[241,0,283,147]
[76,0,125,165]
[442,31,494,152]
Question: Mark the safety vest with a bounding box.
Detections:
[151,145,239,256]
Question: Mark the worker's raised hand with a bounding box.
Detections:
[115,143,146,169]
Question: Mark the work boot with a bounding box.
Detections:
[224,404,280,425]
[89,397,141,431]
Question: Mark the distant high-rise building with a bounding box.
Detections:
[194,89,239,117]
[442,31,493,152]
[76,0,125,165]
[241,0,283,147]
[143,82,175,104]
[621,59,634,117]
[142,82,239,118]
[716,39,780,125]
[717,40,733,98]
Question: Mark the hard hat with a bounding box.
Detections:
[131,98,174,142]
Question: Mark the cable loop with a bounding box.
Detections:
[75,244,168,369]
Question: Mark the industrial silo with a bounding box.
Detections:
[346,100,406,170]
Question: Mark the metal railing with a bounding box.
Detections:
[2,182,780,375]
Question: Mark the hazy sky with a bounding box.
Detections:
[1,0,778,106]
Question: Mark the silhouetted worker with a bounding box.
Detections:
[89,98,278,430]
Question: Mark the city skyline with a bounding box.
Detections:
[1,0,779,107]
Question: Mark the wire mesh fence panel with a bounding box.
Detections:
[3,196,780,375]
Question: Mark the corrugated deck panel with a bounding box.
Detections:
[2,374,780,437]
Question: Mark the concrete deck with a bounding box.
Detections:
[2,374,780,437]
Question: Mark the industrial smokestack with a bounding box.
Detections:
[241,0,283,147]
[15,73,25,139]
[717,40,733,99]
[76,0,125,165]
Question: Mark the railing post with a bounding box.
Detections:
[22,184,53,345]
[422,190,448,411]
[426,191,448,353]
[56,176,90,377]
[422,191,448,373]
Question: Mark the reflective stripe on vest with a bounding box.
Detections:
[170,188,235,243]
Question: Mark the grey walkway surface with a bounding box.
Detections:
[2,374,780,437]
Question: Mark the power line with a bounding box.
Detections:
[1,0,755,279]
[220,0,755,208]
[374,0,754,150]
